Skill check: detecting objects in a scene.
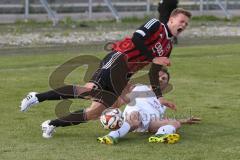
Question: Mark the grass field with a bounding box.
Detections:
[0,42,240,160]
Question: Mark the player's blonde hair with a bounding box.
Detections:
[170,8,192,19]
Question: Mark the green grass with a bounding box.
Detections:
[0,42,240,160]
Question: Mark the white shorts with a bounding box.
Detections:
[123,102,166,132]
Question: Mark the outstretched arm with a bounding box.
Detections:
[178,117,201,125]
[159,97,177,111]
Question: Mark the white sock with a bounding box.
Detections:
[108,122,131,139]
[155,125,176,135]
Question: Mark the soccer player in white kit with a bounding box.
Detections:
[97,70,200,144]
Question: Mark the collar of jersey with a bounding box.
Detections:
[162,23,173,40]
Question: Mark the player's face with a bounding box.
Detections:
[168,13,189,37]
[159,71,169,90]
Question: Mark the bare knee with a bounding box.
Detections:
[85,102,106,120]
[75,83,96,95]
[84,82,96,89]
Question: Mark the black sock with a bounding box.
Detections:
[49,109,87,127]
[36,85,77,102]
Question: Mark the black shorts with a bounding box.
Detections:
[89,51,129,107]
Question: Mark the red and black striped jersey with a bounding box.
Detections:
[113,18,173,73]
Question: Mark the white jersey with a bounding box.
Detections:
[123,84,166,132]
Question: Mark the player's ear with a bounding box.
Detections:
[162,83,173,94]
[168,16,175,24]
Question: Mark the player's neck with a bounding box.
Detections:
[165,23,173,38]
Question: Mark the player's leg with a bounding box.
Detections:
[148,118,181,133]
[40,51,128,138]
[19,82,95,112]
[148,119,181,144]
[41,101,106,138]
[97,110,141,144]
[109,111,141,138]
[158,0,178,24]
[41,83,120,138]
[20,51,126,112]
[37,83,96,101]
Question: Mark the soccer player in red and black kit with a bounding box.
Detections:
[20,8,191,138]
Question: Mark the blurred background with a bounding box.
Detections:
[0,0,240,23]
[0,0,239,48]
